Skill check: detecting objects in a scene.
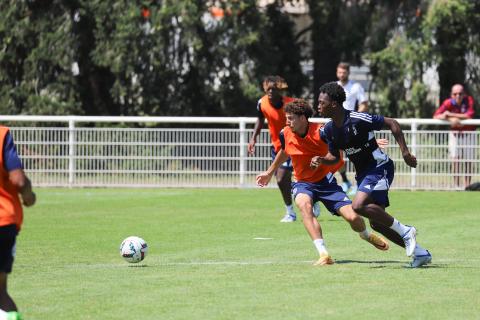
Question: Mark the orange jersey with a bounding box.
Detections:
[0,127,23,230]
[282,123,344,183]
[259,95,295,152]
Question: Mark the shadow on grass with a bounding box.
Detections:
[335,260,445,269]
[335,259,403,264]
[128,264,149,268]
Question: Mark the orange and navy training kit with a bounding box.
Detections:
[0,126,24,273]
[279,123,351,215]
[257,95,295,168]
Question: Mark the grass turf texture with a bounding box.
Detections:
[11,189,480,319]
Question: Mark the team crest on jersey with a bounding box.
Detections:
[347,125,358,136]
[352,125,358,135]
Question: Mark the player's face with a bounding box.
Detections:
[286,113,305,134]
[317,93,334,117]
[264,82,282,101]
[336,67,349,82]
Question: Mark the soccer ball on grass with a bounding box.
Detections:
[120,236,148,263]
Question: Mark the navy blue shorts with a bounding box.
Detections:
[271,146,293,170]
[0,224,17,274]
[292,173,351,216]
[356,159,394,207]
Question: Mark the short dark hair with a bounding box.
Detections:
[262,75,288,92]
[285,99,314,119]
[337,62,350,71]
[318,82,346,106]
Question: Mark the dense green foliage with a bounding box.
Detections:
[0,0,305,116]
[0,0,478,117]
[368,0,479,116]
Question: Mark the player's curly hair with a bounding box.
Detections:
[284,99,314,119]
[318,82,346,106]
[262,75,288,92]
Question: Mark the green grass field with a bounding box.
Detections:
[11,188,480,319]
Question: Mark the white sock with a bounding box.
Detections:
[359,229,371,240]
[286,204,296,216]
[313,239,328,255]
[413,244,429,256]
[390,218,410,236]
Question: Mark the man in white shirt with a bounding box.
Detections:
[336,62,368,112]
[336,62,369,194]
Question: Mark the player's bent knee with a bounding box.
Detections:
[351,201,367,214]
[337,205,357,221]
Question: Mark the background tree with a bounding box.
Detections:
[1,0,478,118]
[423,0,479,101]
[0,0,306,117]
[0,0,82,115]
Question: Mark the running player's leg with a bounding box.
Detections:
[0,225,18,312]
[0,273,17,311]
[292,183,333,265]
[312,174,389,251]
[355,195,431,266]
[369,219,404,247]
[276,167,295,219]
[336,204,389,251]
[352,160,427,258]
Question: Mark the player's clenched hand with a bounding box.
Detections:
[310,156,322,169]
[256,172,273,187]
[403,153,417,168]
[22,191,36,207]
[247,141,256,155]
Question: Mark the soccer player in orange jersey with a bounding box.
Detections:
[249,76,311,222]
[256,99,388,266]
[0,126,36,316]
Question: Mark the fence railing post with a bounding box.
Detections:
[68,118,76,187]
[411,121,417,189]
[239,118,247,187]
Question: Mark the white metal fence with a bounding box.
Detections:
[1,115,479,190]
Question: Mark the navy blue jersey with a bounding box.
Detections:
[321,110,389,175]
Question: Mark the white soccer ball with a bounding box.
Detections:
[120,236,148,263]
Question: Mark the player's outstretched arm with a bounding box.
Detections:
[248,116,265,155]
[256,149,289,187]
[383,117,417,168]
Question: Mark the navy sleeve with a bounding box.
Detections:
[370,114,385,130]
[279,129,286,150]
[3,132,23,171]
[320,127,328,143]
[321,125,337,153]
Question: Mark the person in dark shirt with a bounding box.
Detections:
[312,82,431,268]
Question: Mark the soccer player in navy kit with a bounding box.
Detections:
[313,82,432,268]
